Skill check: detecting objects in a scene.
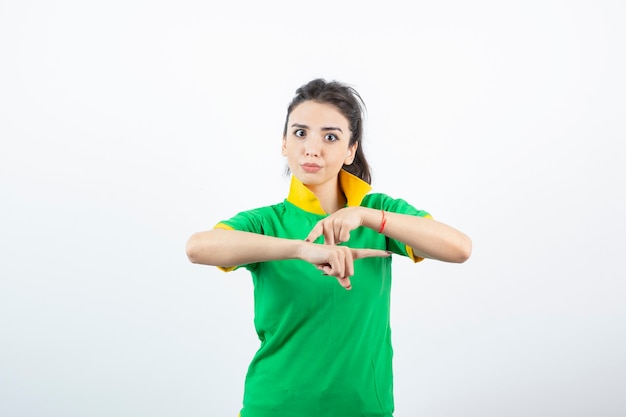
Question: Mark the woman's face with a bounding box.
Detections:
[282,100,357,191]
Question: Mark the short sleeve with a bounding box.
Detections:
[213,207,268,272]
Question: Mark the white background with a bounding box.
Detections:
[1,1,625,416]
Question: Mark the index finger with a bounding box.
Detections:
[352,249,392,259]
[305,221,324,243]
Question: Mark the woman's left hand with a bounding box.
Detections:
[305,207,365,245]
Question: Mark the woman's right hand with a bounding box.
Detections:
[298,242,390,290]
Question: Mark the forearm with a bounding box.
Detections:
[186,228,304,267]
[360,208,472,263]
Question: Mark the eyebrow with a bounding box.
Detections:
[291,123,343,133]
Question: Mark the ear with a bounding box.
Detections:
[344,142,358,165]
[281,135,287,156]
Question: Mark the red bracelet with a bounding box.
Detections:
[378,210,387,233]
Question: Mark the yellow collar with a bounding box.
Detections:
[286,169,372,215]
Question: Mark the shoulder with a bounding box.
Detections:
[362,193,390,208]
[230,201,287,220]
[243,201,286,214]
[216,201,287,231]
[361,192,403,209]
[362,193,430,217]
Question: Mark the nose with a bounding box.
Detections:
[304,136,322,157]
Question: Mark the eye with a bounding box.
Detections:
[294,129,306,138]
[325,133,338,142]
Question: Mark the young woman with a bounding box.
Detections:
[186,79,472,417]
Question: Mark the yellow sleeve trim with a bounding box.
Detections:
[213,222,234,231]
[406,245,425,263]
[212,223,237,272]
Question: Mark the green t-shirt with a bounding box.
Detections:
[216,170,430,417]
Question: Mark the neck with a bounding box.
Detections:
[306,177,346,214]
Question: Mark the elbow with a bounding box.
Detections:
[186,229,227,266]
[453,235,472,263]
[185,233,204,264]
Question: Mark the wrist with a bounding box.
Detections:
[361,207,382,231]
[378,210,387,233]
[294,239,309,261]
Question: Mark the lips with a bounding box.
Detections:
[301,163,322,173]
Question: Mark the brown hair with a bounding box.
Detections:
[283,79,372,184]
